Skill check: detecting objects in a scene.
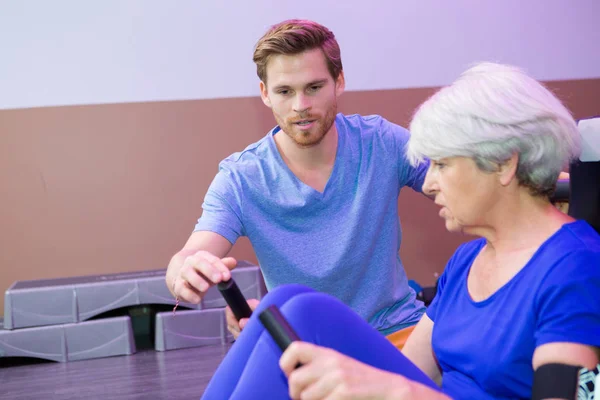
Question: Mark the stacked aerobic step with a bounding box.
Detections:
[1,261,267,362]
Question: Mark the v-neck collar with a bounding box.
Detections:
[269,117,344,199]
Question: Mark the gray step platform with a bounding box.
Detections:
[0,315,136,362]
[154,309,231,351]
[3,261,263,330]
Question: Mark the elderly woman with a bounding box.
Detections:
[200,62,600,400]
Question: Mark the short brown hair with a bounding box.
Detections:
[253,19,343,84]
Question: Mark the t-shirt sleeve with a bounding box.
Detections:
[194,165,245,244]
[535,249,600,348]
[425,241,482,322]
[425,247,461,322]
[425,268,447,322]
[385,120,429,192]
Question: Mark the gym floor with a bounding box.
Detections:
[0,344,230,399]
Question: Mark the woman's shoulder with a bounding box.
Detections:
[560,220,600,252]
[537,220,600,273]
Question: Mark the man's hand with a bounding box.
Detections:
[168,250,237,304]
[225,298,260,339]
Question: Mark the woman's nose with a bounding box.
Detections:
[421,165,438,196]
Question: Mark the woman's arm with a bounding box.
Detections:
[402,314,443,385]
[280,341,451,400]
[532,343,599,399]
[533,342,599,370]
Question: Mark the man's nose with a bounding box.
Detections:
[293,93,311,114]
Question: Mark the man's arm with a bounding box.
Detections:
[168,160,246,302]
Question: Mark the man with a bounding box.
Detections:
[166,19,429,349]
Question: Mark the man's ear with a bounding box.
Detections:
[335,71,345,97]
[498,153,519,186]
[260,81,271,108]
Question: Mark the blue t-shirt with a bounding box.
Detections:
[195,113,429,333]
[428,220,600,399]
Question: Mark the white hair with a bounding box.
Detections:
[406,62,582,197]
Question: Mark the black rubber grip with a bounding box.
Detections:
[531,363,580,400]
[217,279,253,320]
[258,305,301,352]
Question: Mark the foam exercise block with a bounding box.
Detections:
[0,316,136,362]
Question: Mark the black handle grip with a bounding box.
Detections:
[259,305,301,352]
[217,279,253,320]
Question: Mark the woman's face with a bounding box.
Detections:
[422,156,504,234]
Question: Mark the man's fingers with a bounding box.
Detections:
[180,267,210,293]
[228,326,240,340]
[183,254,221,284]
[191,251,233,282]
[246,298,260,311]
[225,306,241,338]
[176,253,238,303]
[175,283,202,304]
[221,257,237,272]
[225,306,236,324]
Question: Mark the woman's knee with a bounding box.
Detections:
[279,292,351,327]
[254,283,317,313]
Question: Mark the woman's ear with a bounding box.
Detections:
[498,153,519,186]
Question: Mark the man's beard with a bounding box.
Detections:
[276,103,337,148]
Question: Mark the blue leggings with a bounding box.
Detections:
[201,284,439,399]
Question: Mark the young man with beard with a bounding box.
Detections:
[165,19,430,349]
